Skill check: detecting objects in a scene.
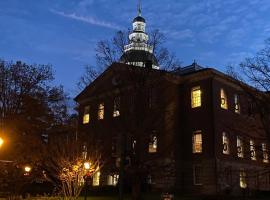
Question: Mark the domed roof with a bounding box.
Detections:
[133,16,145,23]
[120,50,158,67]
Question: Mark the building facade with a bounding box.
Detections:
[75,6,270,196]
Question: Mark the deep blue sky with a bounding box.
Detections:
[1,0,270,96]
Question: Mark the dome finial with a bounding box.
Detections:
[137,0,142,16]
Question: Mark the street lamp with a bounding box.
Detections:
[84,161,91,170]
[83,161,91,200]
[0,137,4,148]
[24,165,32,176]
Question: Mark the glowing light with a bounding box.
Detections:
[0,137,3,147]
[84,162,91,170]
[24,166,32,173]
[191,86,201,108]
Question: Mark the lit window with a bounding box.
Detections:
[191,86,201,108]
[240,169,247,188]
[149,134,157,153]
[193,131,202,153]
[113,97,120,117]
[193,165,203,185]
[234,94,240,114]
[107,174,119,186]
[222,132,230,155]
[132,139,137,154]
[93,170,101,186]
[220,89,228,109]
[237,136,244,158]
[262,143,269,163]
[98,103,104,120]
[250,140,256,160]
[83,106,90,124]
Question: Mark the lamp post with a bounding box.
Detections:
[83,162,91,200]
[24,165,32,176]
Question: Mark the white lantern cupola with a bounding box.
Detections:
[120,1,159,69]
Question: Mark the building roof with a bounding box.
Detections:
[133,16,145,23]
[172,61,204,75]
[74,62,256,103]
[120,50,158,67]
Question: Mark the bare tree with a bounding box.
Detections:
[39,134,104,200]
[227,38,270,144]
[77,29,180,90]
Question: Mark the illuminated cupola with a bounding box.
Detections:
[120,1,159,69]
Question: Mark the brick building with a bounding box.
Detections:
[75,6,270,196]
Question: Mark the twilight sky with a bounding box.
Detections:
[1,0,270,96]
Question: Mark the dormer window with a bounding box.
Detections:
[83,106,90,124]
[220,89,228,109]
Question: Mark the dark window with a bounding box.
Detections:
[193,165,203,185]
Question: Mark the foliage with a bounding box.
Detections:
[0,59,73,197]
[0,60,70,160]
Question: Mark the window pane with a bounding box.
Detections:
[98,103,104,120]
[193,165,203,185]
[107,174,119,186]
[234,94,240,114]
[222,132,230,155]
[262,143,269,163]
[83,106,90,124]
[93,170,101,186]
[240,169,247,188]
[113,97,120,117]
[237,136,244,158]
[220,89,228,109]
[149,134,157,153]
[191,86,201,108]
[250,140,256,160]
[193,131,202,153]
